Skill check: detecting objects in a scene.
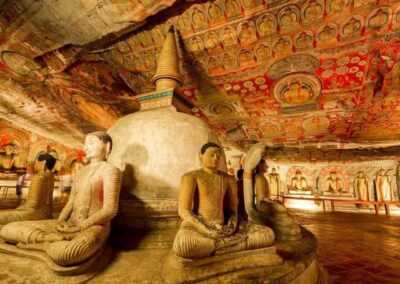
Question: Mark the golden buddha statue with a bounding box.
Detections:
[354,171,369,201]
[172,142,275,259]
[0,154,56,225]
[243,144,302,241]
[268,167,281,198]
[0,131,121,267]
[2,144,15,170]
[326,171,343,193]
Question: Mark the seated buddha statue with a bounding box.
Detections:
[173,142,275,259]
[2,144,15,171]
[0,131,121,267]
[243,143,302,241]
[0,154,56,225]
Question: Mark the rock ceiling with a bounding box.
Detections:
[1,0,400,150]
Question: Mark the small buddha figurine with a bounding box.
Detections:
[0,154,56,225]
[243,144,302,241]
[354,171,369,201]
[173,142,275,259]
[268,167,281,198]
[0,131,121,267]
[326,171,343,193]
[2,144,15,171]
[291,169,308,191]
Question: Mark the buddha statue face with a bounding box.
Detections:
[200,146,221,171]
[330,171,337,179]
[84,134,110,162]
[271,167,277,173]
[4,145,14,156]
[257,159,268,174]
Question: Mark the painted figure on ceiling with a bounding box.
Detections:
[317,25,337,47]
[328,0,346,14]
[303,2,323,24]
[238,22,257,45]
[354,171,369,201]
[192,8,207,31]
[280,7,298,32]
[255,44,271,62]
[225,0,241,18]
[208,3,224,25]
[326,171,344,193]
[257,15,276,36]
[368,9,389,30]
[282,81,313,105]
[222,26,237,47]
[342,17,362,38]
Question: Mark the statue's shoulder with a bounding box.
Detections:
[182,169,203,179]
[102,161,121,174]
[218,171,236,182]
[255,174,267,182]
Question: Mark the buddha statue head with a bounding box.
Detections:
[4,144,15,156]
[37,153,57,173]
[256,159,268,175]
[199,142,221,172]
[84,131,112,162]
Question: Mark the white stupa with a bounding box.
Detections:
[108,27,223,223]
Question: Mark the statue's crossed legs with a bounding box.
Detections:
[0,220,109,266]
[173,221,275,259]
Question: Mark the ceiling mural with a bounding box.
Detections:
[1,1,400,150]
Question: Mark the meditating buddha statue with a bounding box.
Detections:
[0,154,56,225]
[243,143,302,241]
[2,144,15,170]
[173,142,275,259]
[0,131,121,267]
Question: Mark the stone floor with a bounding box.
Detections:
[0,209,399,283]
[291,210,400,284]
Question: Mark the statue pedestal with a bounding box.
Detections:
[0,226,327,284]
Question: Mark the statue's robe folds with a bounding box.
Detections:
[173,220,275,259]
[0,171,54,225]
[0,162,121,267]
[354,177,369,201]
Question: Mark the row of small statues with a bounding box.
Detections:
[250,168,398,202]
[0,135,300,268]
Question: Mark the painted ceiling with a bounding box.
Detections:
[1,0,400,150]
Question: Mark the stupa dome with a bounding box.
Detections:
[107,27,224,218]
[108,106,220,201]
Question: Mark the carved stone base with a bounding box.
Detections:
[0,240,111,276]
[162,247,284,283]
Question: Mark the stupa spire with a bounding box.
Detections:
[152,26,182,91]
